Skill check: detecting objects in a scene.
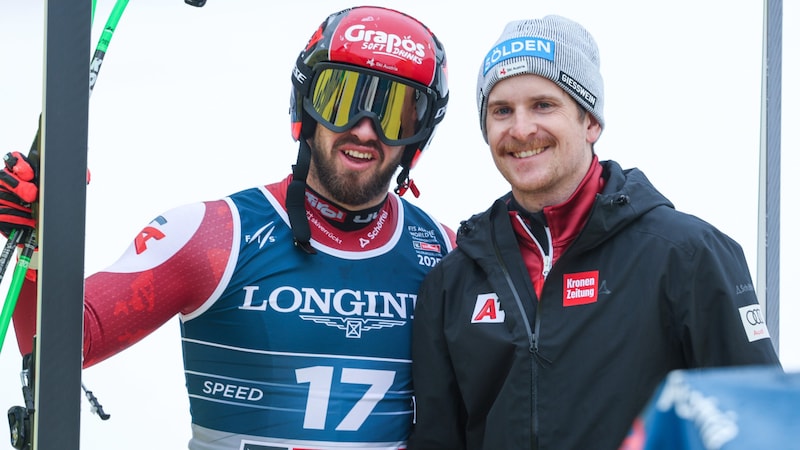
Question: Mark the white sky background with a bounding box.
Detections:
[0,0,797,448]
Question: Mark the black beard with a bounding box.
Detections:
[309,139,402,206]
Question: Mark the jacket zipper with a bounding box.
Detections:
[491,232,536,351]
[511,215,555,449]
[493,215,554,449]
[514,215,554,326]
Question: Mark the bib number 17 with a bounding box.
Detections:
[295,366,395,431]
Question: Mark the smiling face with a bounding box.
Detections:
[306,117,404,210]
[485,74,602,212]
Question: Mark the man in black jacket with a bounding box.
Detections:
[408,15,781,450]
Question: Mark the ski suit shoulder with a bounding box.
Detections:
[11,196,236,364]
[83,197,237,366]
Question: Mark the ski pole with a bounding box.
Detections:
[0,228,24,347]
[0,0,130,354]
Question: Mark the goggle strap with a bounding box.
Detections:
[293,55,314,97]
[433,91,449,125]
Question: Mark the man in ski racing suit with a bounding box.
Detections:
[2,6,454,450]
[407,15,781,450]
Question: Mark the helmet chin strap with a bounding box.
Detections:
[287,139,316,254]
[394,166,418,197]
[394,146,420,198]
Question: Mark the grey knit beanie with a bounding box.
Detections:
[476,15,604,142]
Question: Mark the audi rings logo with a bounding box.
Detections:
[738,304,770,342]
[745,308,764,326]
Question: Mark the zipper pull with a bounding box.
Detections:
[542,253,552,278]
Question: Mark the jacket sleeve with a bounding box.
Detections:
[408,262,465,449]
[674,227,781,369]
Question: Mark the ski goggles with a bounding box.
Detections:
[304,63,435,146]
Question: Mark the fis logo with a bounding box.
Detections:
[471,293,505,323]
[738,304,770,342]
[246,221,276,249]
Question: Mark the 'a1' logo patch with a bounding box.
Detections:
[563,271,599,307]
[471,293,505,323]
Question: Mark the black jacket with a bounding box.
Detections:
[408,160,781,450]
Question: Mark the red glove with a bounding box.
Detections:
[0,152,38,235]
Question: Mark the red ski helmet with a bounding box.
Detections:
[290,6,449,192]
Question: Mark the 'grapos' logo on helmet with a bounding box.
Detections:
[344,24,426,63]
